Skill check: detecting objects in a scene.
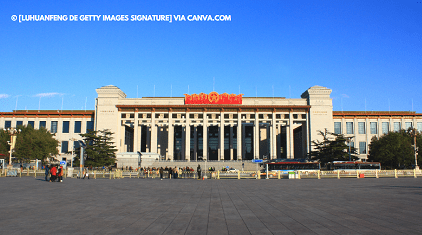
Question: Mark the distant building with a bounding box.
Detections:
[1,85,421,163]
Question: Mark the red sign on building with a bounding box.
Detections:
[184,92,243,104]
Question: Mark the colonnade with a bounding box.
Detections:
[120,112,308,161]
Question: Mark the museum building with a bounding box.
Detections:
[1,85,422,162]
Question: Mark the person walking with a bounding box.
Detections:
[45,165,49,181]
[50,165,57,182]
[159,167,164,180]
[58,166,63,182]
[197,164,201,180]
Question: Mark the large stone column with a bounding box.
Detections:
[271,113,276,159]
[254,113,259,159]
[151,112,157,154]
[168,112,174,160]
[288,112,294,159]
[203,112,208,160]
[185,114,191,161]
[237,113,242,160]
[230,125,233,160]
[193,126,198,160]
[219,113,224,160]
[134,111,139,153]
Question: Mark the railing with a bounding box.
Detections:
[0,168,420,180]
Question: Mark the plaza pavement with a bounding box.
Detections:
[0,177,421,235]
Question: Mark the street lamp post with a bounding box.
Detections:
[410,129,419,171]
[7,128,21,169]
[346,136,354,161]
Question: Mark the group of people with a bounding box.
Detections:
[44,165,64,182]
[158,166,179,180]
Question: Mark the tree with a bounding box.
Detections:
[309,129,358,164]
[0,129,10,159]
[13,125,59,164]
[73,129,117,167]
[368,129,422,169]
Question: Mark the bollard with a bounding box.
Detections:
[278,171,281,179]
[27,169,29,176]
[217,171,220,180]
[94,170,97,179]
[395,169,398,178]
[257,171,261,179]
[337,170,340,179]
[298,171,301,179]
[20,170,22,178]
[318,170,321,179]
[376,170,379,178]
[238,171,240,180]
[356,170,359,179]
[414,168,417,178]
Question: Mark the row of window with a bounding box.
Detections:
[3,120,94,134]
[61,140,81,153]
[122,113,307,120]
[348,141,367,154]
[334,122,422,135]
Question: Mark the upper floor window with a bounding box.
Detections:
[370,122,377,134]
[63,121,70,133]
[394,122,401,132]
[16,121,23,127]
[74,121,82,133]
[346,122,353,134]
[382,122,389,135]
[405,122,412,130]
[334,122,341,134]
[51,121,58,133]
[28,121,34,128]
[86,121,94,133]
[5,121,11,129]
[40,121,46,129]
[358,122,365,134]
[418,122,422,131]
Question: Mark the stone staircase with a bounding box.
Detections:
[142,160,262,171]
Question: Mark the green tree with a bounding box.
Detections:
[309,129,358,164]
[13,125,59,164]
[368,129,421,169]
[74,129,117,167]
[0,129,10,159]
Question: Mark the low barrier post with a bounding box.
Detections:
[376,170,379,178]
[278,171,281,179]
[318,170,321,179]
[356,170,359,179]
[395,169,398,178]
[414,168,417,178]
[20,170,22,178]
[298,171,301,179]
[337,170,340,179]
[238,171,240,180]
[217,171,220,179]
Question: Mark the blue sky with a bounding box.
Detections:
[1,0,421,112]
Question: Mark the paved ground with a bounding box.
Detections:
[0,177,421,235]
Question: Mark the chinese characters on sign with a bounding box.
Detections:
[184,92,243,104]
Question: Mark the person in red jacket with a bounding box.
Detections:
[50,165,57,182]
[58,166,63,182]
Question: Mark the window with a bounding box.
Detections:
[334,122,341,134]
[346,122,353,134]
[51,121,58,133]
[73,141,80,150]
[301,114,307,119]
[394,122,401,132]
[359,142,366,154]
[370,122,377,134]
[5,121,11,129]
[40,121,46,129]
[130,114,134,118]
[293,114,298,119]
[16,121,23,127]
[405,122,412,130]
[28,121,34,127]
[74,121,81,133]
[121,114,126,118]
[382,122,389,135]
[86,121,94,132]
[358,122,365,134]
[284,114,289,119]
[418,123,422,131]
[61,141,68,153]
[63,121,70,133]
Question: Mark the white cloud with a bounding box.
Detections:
[34,92,62,98]
[0,94,10,99]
